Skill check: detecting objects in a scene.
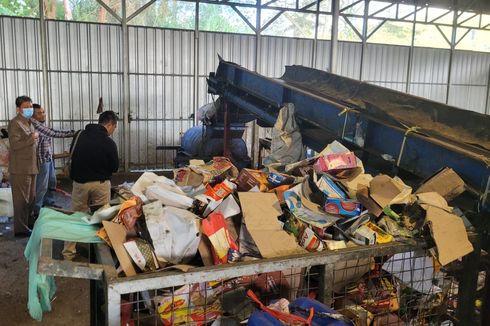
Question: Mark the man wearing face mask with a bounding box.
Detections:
[63,110,119,260]
[31,104,75,218]
[8,96,39,236]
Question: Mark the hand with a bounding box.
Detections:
[32,132,39,140]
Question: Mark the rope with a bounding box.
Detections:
[396,126,421,166]
[338,107,354,140]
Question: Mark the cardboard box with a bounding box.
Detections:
[235,169,269,192]
[316,175,347,199]
[356,186,383,217]
[369,175,412,209]
[340,173,373,199]
[415,167,465,202]
[238,192,305,258]
[313,152,357,173]
[102,221,137,277]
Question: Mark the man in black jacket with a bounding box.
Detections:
[63,110,119,260]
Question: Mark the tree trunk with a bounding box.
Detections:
[63,0,73,20]
[43,0,56,19]
[98,7,107,23]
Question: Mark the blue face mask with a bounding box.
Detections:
[21,108,33,119]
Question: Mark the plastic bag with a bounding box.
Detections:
[263,103,304,166]
[0,187,14,217]
[143,202,201,264]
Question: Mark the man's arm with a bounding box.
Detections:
[31,119,75,138]
[8,120,36,151]
[109,140,119,173]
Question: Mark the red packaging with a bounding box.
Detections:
[314,152,357,172]
[201,212,239,264]
[204,181,233,201]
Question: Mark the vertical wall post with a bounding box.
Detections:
[446,3,458,105]
[485,63,490,115]
[359,0,369,80]
[255,0,262,73]
[122,0,130,172]
[330,0,339,73]
[251,0,263,167]
[311,0,320,68]
[405,3,417,94]
[39,0,50,116]
[193,1,200,125]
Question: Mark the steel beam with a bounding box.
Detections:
[330,0,339,73]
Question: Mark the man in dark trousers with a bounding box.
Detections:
[63,110,119,260]
[8,96,39,236]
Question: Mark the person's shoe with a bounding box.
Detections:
[14,230,31,238]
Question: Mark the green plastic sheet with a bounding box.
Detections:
[24,208,103,321]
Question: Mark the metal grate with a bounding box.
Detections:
[114,249,458,326]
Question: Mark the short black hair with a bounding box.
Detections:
[98,110,118,125]
[15,96,32,108]
[33,103,41,110]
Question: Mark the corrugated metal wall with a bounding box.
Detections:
[0,17,43,127]
[1,16,489,170]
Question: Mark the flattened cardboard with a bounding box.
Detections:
[415,167,465,202]
[174,167,204,187]
[102,221,137,277]
[198,235,215,266]
[356,186,383,217]
[238,192,305,258]
[370,175,412,208]
[416,192,452,212]
[340,173,373,199]
[425,206,473,266]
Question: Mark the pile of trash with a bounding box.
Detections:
[87,138,475,325]
[96,143,473,276]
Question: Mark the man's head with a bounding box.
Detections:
[15,96,33,119]
[33,104,46,122]
[98,110,118,136]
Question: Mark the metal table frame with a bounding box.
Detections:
[38,235,482,326]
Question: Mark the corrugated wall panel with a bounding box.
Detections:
[447,51,490,113]
[362,44,409,91]
[0,71,43,125]
[408,84,448,104]
[314,40,331,72]
[199,32,256,76]
[45,21,124,164]
[337,41,362,79]
[128,27,195,169]
[448,85,487,114]
[198,32,256,108]
[410,48,450,84]
[259,36,313,77]
[450,51,490,85]
[129,28,194,75]
[0,17,42,126]
[0,17,41,70]
[408,47,450,102]
[47,21,121,73]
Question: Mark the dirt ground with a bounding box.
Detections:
[0,172,146,325]
[0,235,90,325]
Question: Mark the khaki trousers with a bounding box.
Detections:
[63,180,111,260]
[10,173,36,235]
